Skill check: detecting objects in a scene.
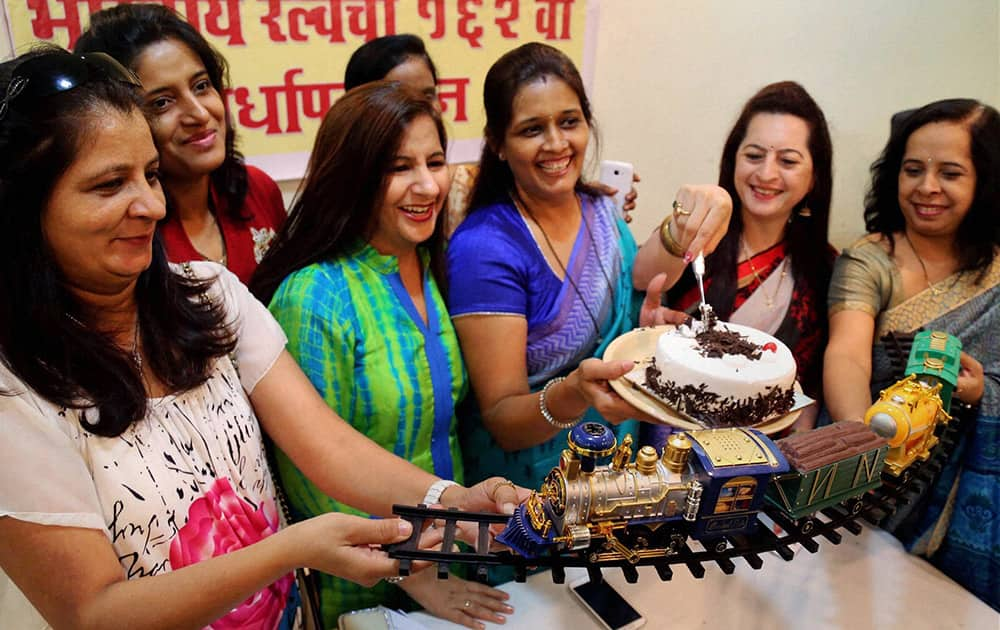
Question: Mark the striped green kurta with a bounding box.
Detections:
[268,243,466,626]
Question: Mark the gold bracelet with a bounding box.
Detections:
[658,214,686,258]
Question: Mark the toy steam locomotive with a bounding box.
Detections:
[495,421,888,561]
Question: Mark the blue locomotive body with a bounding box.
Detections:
[497,423,791,560]
[686,428,789,540]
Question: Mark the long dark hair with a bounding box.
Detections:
[251,81,448,304]
[0,48,236,438]
[681,81,834,318]
[75,4,249,220]
[344,34,438,91]
[865,98,1000,275]
[468,42,600,211]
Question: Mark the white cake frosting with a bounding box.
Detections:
[648,320,797,426]
[655,321,796,397]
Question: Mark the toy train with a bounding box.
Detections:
[495,421,888,561]
[495,330,962,563]
[864,330,961,476]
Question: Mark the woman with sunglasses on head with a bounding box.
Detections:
[446,43,732,494]
[251,82,512,630]
[74,4,285,285]
[824,99,999,610]
[0,47,523,630]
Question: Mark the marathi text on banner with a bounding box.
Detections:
[5,0,591,176]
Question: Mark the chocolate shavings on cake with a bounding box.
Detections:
[695,326,762,360]
[644,363,795,428]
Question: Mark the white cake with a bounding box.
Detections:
[646,319,797,427]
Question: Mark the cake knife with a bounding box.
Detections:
[692,252,713,323]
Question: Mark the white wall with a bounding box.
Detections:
[3,1,999,248]
[589,0,1000,248]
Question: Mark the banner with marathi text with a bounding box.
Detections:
[3,0,597,179]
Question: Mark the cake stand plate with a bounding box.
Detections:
[603,325,807,436]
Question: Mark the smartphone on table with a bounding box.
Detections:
[598,160,635,217]
[567,575,646,629]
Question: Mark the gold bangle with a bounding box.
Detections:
[658,214,686,258]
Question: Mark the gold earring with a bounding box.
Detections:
[798,206,812,218]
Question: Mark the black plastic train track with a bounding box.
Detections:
[386,418,966,585]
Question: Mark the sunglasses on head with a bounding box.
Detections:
[0,51,142,121]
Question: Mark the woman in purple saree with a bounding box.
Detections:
[446,43,732,492]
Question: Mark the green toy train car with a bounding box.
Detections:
[764,422,889,523]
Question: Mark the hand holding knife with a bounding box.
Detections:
[692,252,714,324]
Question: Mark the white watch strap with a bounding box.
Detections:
[422,479,458,506]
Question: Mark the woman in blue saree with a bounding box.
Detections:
[446,43,732,492]
[824,98,999,610]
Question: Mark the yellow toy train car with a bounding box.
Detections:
[864,330,961,476]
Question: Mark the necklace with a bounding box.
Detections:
[513,193,616,345]
[902,231,942,296]
[200,195,227,265]
[210,211,228,266]
[741,236,788,310]
[131,322,143,372]
[67,313,142,370]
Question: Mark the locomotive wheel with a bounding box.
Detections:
[621,525,655,551]
[712,539,727,553]
[849,498,865,515]
[668,532,687,553]
[799,518,815,534]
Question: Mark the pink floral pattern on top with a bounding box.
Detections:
[170,477,293,630]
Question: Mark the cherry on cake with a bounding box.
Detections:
[644,318,796,428]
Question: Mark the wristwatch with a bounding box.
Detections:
[421,479,458,506]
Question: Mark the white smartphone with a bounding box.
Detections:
[599,160,635,216]
[568,576,646,630]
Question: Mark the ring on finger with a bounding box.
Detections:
[489,479,516,500]
[463,600,472,609]
[672,199,691,217]
[385,576,406,584]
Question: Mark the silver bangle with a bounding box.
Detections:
[539,376,584,429]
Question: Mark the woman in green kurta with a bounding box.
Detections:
[251,82,512,628]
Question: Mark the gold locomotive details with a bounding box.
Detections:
[495,420,892,563]
[503,424,787,563]
[865,374,951,476]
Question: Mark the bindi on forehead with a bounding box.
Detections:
[742,142,806,157]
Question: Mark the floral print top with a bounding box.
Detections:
[0,262,294,629]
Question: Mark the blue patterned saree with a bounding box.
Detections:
[830,241,1000,610]
[447,193,642,491]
